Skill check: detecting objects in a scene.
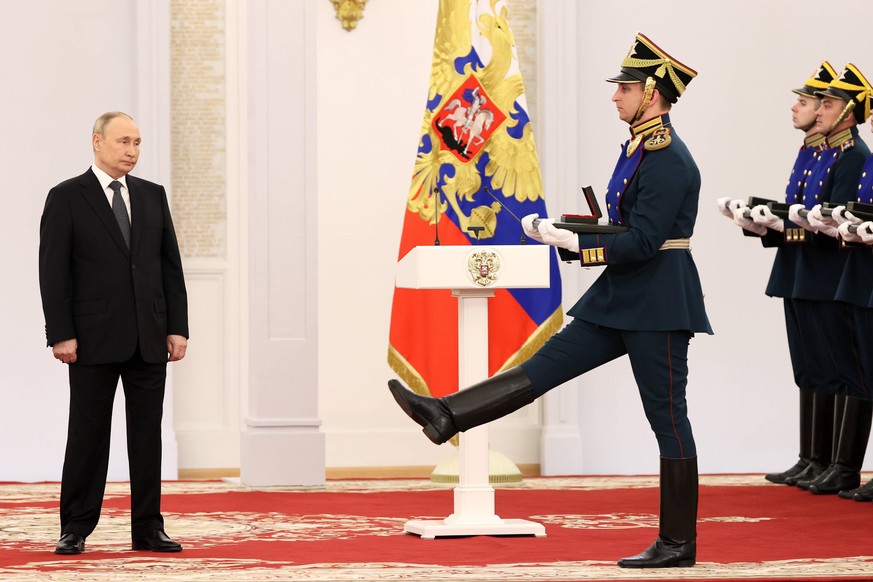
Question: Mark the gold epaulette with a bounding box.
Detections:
[644,127,672,151]
[627,116,670,156]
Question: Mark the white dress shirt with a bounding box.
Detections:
[91,164,131,221]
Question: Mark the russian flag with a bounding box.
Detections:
[388,0,563,398]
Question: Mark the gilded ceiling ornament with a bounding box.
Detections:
[330,0,368,31]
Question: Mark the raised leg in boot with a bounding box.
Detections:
[387,367,536,445]
[618,457,698,568]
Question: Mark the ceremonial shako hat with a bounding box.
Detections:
[816,63,873,123]
[606,33,697,103]
[792,61,837,98]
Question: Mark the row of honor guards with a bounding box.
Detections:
[718,61,873,500]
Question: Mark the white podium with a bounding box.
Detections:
[395,245,549,539]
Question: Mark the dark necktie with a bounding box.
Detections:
[110,180,131,248]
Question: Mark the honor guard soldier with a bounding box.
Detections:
[766,65,870,494]
[389,33,711,569]
[716,63,835,488]
[845,200,873,501]
[805,65,873,496]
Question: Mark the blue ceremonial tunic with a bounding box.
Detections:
[793,126,870,301]
[835,155,873,308]
[834,155,873,400]
[521,114,707,459]
[758,135,825,393]
[764,136,824,298]
[791,128,869,397]
[565,114,712,334]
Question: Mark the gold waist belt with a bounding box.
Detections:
[659,238,691,251]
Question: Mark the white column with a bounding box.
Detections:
[136,0,178,480]
[537,0,585,475]
[240,0,324,486]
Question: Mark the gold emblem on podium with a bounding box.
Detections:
[467,249,501,286]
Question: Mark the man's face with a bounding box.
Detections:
[791,95,818,131]
[815,96,847,133]
[93,116,140,179]
[612,82,644,124]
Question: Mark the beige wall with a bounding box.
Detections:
[171,0,227,259]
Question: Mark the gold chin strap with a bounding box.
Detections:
[632,77,657,124]
[827,100,856,135]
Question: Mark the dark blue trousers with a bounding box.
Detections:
[845,305,873,401]
[783,298,810,391]
[520,318,695,459]
[794,299,856,397]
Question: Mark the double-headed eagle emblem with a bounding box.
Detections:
[407,0,544,240]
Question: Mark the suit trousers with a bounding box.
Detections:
[60,350,167,539]
[520,318,696,459]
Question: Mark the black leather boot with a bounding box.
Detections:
[791,392,834,488]
[839,478,873,501]
[387,367,536,445]
[618,457,697,569]
[809,397,872,495]
[766,388,813,484]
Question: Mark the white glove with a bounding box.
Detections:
[537,219,580,253]
[521,213,544,243]
[807,205,840,238]
[838,221,862,243]
[730,202,766,235]
[831,205,861,226]
[858,221,873,244]
[750,204,784,233]
[808,204,836,227]
[789,204,812,230]
[716,196,738,219]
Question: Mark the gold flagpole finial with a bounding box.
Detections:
[330,0,368,32]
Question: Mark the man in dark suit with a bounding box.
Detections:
[388,34,710,569]
[39,111,188,555]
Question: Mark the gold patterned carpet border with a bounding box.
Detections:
[2,475,872,581]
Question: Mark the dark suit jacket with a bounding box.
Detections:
[39,168,188,365]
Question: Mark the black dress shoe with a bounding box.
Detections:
[55,532,85,555]
[617,538,696,568]
[132,530,182,552]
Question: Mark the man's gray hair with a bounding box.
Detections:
[92,111,134,137]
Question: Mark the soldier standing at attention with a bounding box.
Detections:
[753,65,872,494]
[716,63,834,487]
[804,66,873,496]
[389,33,711,569]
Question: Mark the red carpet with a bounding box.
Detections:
[1,475,872,580]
